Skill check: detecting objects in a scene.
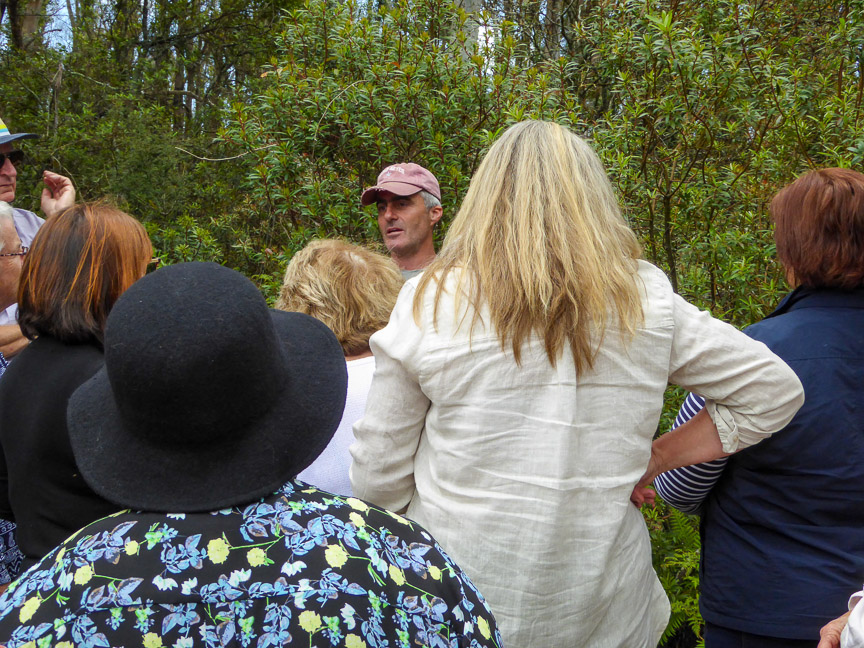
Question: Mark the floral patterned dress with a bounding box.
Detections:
[0,481,502,648]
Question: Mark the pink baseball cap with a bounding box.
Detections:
[361,163,441,206]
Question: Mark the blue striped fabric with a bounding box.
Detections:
[653,393,729,514]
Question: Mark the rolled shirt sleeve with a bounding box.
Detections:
[667,292,804,453]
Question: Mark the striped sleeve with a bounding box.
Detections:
[653,393,729,514]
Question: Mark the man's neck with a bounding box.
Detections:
[392,246,436,272]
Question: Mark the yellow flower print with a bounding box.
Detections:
[386,510,410,525]
[388,564,406,586]
[55,548,65,564]
[346,498,369,512]
[478,617,491,639]
[345,635,367,648]
[207,537,230,564]
[247,548,267,567]
[325,545,348,569]
[143,632,164,648]
[349,512,366,528]
[74,564,94,585]
[428,565,441,581]
[56,643,74,648]
[298,610,321,633]
[19,597,41,623]
[125,540,140,556]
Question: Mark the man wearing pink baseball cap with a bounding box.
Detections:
[361,163,442,279]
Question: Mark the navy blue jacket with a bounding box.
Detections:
[700,286,864,639]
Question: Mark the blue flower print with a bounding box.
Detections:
[0,482,503,648]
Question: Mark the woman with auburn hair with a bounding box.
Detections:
[654,168,864,648]
[276,239,402,496]
[0,202,152,574]
[350,120,805,647]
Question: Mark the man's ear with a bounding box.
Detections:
[429,205,443,227]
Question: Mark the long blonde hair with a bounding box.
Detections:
[277,239,404,356]
[414,120,643,373]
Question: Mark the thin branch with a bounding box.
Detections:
[173,143,277,162]
[313,79,367,141]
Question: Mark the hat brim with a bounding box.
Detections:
[361,181,427,206]
[0,133,38,146]
[67,311,348,513]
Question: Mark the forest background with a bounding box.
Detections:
[2,0,863,644]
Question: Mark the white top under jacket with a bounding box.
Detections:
[298,355,375,497]
[350,260,804,648]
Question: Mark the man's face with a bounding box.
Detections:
[0,143,18,204]
[0,218,23,311]
[376,191,442,260]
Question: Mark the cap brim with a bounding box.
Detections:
[67,311,348,513]
[0,133,38,146]
[361,181,425,206]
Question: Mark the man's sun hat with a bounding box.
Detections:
[361,163,441,206]
[0,117,38,147]
[67,262,348,513]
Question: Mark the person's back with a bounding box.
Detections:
[355,259,800,645]
[276,239,404,496]
[0,336,107,568]
[0,481,500,648]
[701,287,864,638]
[0,262,503,648]
[0,203,152,570]
[351,120,805,647]
[652,168,864,647]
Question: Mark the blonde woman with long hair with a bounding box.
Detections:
[350,121,803,647]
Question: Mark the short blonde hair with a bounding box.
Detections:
[277,239,404,356]
[415,120,642,373]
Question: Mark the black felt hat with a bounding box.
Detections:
[67,262,348,513]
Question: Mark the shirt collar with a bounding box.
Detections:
[766,285,864,319]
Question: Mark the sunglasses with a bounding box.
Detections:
[0,151,24,168]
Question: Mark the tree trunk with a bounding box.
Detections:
[459,0,481,49]
[19,0,44,50]
[544,0,562,59]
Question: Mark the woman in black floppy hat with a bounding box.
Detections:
[0,262,502,648]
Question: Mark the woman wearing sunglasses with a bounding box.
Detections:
[0,202,152,578]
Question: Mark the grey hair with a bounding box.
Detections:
[419,190,441,211]
[0,202,14,254]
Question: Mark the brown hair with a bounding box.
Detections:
[276,239,403,356]
[18,202,153,344]
[771,167,864,289]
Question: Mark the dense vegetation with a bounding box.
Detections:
[4,0,864,643]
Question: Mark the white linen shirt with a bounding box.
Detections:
[350,260,804,648]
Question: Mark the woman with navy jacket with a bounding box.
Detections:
[654,167,864,648]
